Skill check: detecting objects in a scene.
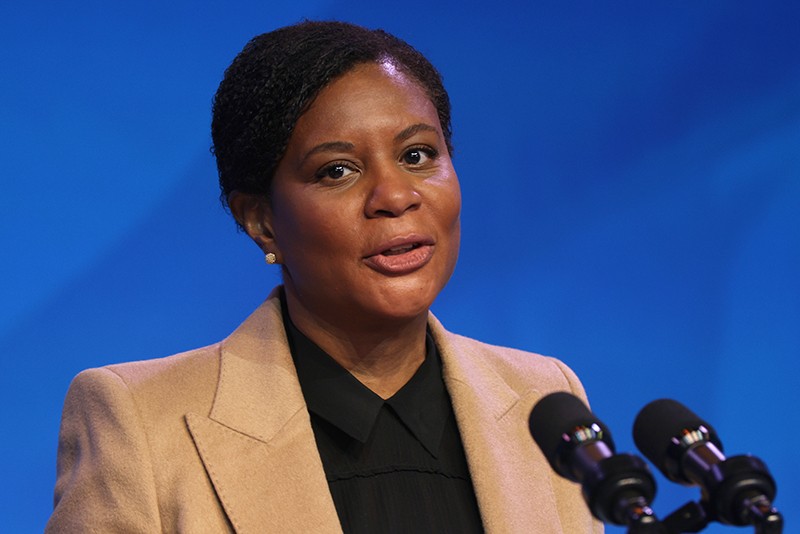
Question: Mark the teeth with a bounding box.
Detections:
[384,244,416,255]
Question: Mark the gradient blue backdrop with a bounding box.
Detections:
[2,2,798,532]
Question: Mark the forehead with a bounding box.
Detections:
[290,62,441,143]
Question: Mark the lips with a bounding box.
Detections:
[364,235,435,275]
[382,243,419,255]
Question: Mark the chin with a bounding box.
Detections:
[363,280,444,321]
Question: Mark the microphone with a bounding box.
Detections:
[633,399,782,530]
[530,392,660,528]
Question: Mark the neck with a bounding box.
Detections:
[284,293,429,399]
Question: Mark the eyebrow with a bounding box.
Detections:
[394,123,439,142]
[302,141,355,165]
[300,123,439,165]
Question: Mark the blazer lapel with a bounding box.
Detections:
[186,295,342,534]
[431,316,566,533]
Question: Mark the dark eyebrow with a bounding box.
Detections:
[302,141,355,165]
[300,124,437,165]
[394,123,439,143]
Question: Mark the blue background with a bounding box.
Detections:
[2,2,798,532]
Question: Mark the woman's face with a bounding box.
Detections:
[259,61,461,327]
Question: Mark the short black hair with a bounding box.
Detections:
[211,20,452,216]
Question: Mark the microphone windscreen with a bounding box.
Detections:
[632,398,722,470]
[529,391,614,469]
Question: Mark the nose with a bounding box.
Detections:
[364,165,421,218]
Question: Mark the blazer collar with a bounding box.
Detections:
[186,290,566,533]
[429,314,567,533]
[186,290,342,534]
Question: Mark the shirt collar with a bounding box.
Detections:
[385,332,450,457]
[281,297,450,456]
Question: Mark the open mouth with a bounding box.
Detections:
[381,243,422,256]
[364,238,434,275]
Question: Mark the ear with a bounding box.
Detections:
[228,191,280,258]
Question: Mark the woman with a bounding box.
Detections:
[47,21,601,533]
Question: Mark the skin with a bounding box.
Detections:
[231,62,461,398]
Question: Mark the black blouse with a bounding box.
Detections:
[282,304,485,533]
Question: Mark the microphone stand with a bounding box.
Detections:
[657,500,709,533]
[741,495,784,534]
[615,495,667,533]
[626,497,784,534]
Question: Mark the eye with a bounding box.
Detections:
[401,146,437,166]
[315,162,357,181]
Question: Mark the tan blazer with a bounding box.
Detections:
[47,291,603,533]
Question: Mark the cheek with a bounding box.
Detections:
[440,175,462,229]
[445,179,462,253]
[430,174,462,262]
[271,199,322,258]
[274,198,355,260]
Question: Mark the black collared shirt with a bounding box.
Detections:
[283,305,484,533]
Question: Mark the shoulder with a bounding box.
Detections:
[51,345,228,532]
[452,332,583,388]
[66,343,222,423]
[429,315,588,400]
[63,291,287,421]
[106,343,221,392]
